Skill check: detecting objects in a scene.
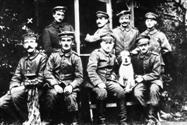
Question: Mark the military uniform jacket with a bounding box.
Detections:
[140,29,172,54]
[42,21,74,55]
[85,24,112,42]
[87,48,117,87]
[44,50,83,89]
[9,51,47,89]
[132,51,162,83]
[113,25,139,56]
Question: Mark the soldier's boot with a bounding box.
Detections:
[117,99,128,125]
[146,105,158,125]
[97,101,106,125]
[70,111,78,125]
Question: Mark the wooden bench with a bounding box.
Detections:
[88,100,136,122]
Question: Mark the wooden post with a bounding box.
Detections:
[106,0,112,29]
[129,0,135,27]
[74,0,81,55]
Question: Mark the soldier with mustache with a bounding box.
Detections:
[0,31,47,124]
[43,31,83,125]
[85,11,112,44]
[113,10,139,57]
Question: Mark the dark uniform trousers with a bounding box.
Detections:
[87,49,127,124]
[132,51,163,120]
[92,81,127,123]
[43,50,83,122]
[0,86,27,121]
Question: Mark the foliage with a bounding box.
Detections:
[0,8,25,94]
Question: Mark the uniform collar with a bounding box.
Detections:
[146,28,158,35]
[59,49,72,57]
[26,50,39,60]
[119,25,131,32]
[99,23,110,30]
[51,21,65,29]
[99,48,112,57]
[139,50,151,59]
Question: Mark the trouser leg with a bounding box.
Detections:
[0,92,21,121]
[107,81,127,124]
[148,83,160,119]
[42,88,58,122]
[10,86,27,121]
[64,91,79,124]
[134,83,146,107]
[92,87,107,124]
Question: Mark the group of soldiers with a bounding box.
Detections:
[0,5,172,125]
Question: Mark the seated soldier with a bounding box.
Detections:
[132,35,163,125]
[43,31,83,125]
[0,31,47,124]
[87,33,127,125]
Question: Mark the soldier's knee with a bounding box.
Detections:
[150,84,160,94]
[115,90,126,99]
[96,89,107,100]
[134,89,143,98]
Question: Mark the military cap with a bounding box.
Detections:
[22,31,39,40]
[58,31,74,39]
[52,6,67,14]
[145,12,158,20]
[116,10,131,17]
[96,11,109,19]
[136,35,150,46]
[100,32,115,42]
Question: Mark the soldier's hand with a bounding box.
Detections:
[130,48,140,55]
[135,75,143,83]
[64,85,73,95]
[85,34,91,41]
[97,83,106,89]
[54,85,63,94]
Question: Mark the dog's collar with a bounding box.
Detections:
[122,63,131,66]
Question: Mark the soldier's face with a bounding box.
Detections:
[100,39,115,53]
[23,37,37,53]
[138,39,150,54]
[96,17,108,28]
[119,15,130,27]
[60,37,73,51]
[53,11,65,23]
[145,19,157,29]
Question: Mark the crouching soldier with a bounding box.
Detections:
[44,31,83,125]
[132,35,163,125]
[87,33,127,125]
[0,31,47,124]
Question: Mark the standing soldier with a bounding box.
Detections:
[113,10,139,57]
[141,12,171,56]
[140,12,172,78]
[44,31,83,125]
[87,33,127,125]
[85,11,112,43]
[132,35,163,125]
[0,31,47,124]
[42,6,74,56]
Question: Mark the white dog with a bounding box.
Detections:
[118,50,136,93]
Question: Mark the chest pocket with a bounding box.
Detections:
[99,55,114,69]
[149,37,161,53]
[60,56,74,73]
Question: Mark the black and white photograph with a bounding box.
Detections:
[0,0,187,125]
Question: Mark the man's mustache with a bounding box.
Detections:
[64,44,69,47]
[26,46,33,50]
